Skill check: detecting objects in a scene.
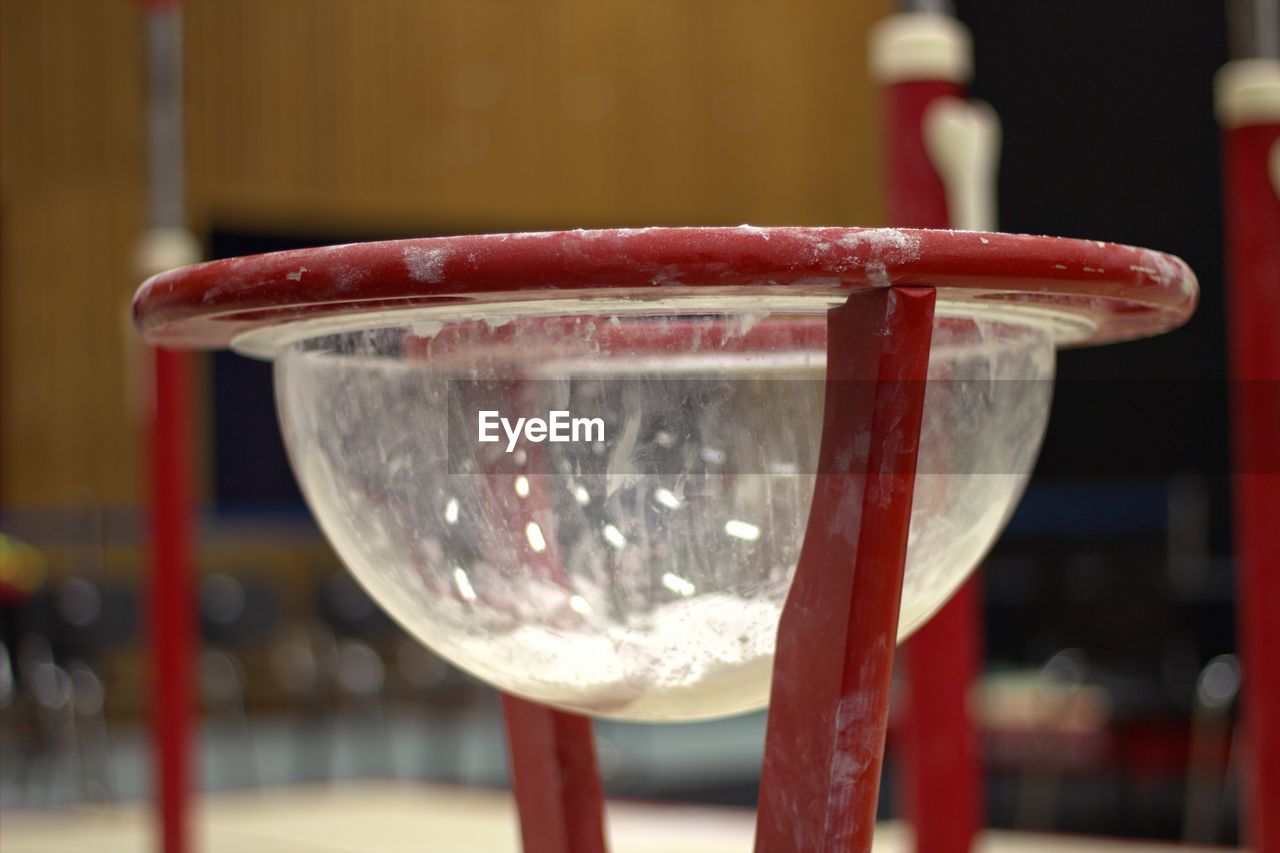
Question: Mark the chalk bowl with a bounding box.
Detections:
[273,305,1052,720]
[132,227,1197,722]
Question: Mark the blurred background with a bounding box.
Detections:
[0,0,1250,848]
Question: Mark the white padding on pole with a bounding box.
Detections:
[136,228,202,280]
[1215,58,1280,129]
[869,13,972,85]
[924,97,1001,232]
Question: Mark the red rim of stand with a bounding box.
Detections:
[133,227,1196,352]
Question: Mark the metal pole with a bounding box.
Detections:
[138,2,201,851]
[897,0,956,16]
[1216,5,1280,843]
[869,11,993,852]
[1228,0,1280,60]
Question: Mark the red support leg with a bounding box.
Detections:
[502,694,608,853]
[755,286,936,852]
[149,347,196,853]
[900,580,983,853]
[1222,117,1280,853]
[882,70,984,853]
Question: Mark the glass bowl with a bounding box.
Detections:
[271,301,1053,721]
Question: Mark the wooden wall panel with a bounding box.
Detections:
[2,0,888,509]
[1,0,146,507]
[184,0,889,232]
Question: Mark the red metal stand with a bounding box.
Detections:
[133,224,1197,853]
[755,286,936,852]
[1222,110,1280,853]
[149,347,196,853]
[502,694,608,853]
[139,0,197,844]
[882,71,984,853]
[898,583,982,853]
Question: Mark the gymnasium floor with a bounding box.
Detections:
[0,782,1233,853]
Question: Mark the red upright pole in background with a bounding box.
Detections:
[882,77,960,228]
[149,348,196,853]
[138,0,201,849]
[1216,52,1280,853]
[755,286,935,852]
[870,12,989,853]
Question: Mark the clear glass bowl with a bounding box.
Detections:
[271,302,1053,721]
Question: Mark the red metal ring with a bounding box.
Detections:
[133,227,1197,351]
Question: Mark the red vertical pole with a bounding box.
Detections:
[1218,59,1280,853]
[149,347,195,853]
[755,286,936,852]
[876,21,984,853]
[900,582,982,851]
[139,0,198,847]
[883,80,962,228]
[502,695,608,853]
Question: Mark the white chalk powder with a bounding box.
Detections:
[446,592,783,720]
